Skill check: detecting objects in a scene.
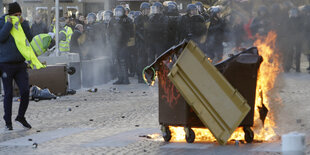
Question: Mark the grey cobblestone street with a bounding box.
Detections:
[0,59,310,155]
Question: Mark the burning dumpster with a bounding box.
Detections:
[143,40,262,145]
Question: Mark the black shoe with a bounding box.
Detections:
[5,124,13,131]
[15,117,32,129]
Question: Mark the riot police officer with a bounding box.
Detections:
[147,2,169,63]
[300,5,310,71]
[136,2,151,83]
[109,5,133,85]
[206,6,226,61]
[179,4,207,54]
[83,12,99,60]
[195,1,210,21]
[165,2,180,48]
[284,8,303,72]
[102,11,113,47]
[250,5,271,36]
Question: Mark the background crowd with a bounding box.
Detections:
[29,0,310,85]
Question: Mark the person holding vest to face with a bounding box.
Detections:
[0,2,42,130]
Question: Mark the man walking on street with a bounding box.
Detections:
[0,2,38,130]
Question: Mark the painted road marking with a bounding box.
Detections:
[83,128,160,147]
[250,142,281,152]
[160,143,213,149]
[0,128,92,146]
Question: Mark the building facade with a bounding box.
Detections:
[2,0,192,26]
[2,0,115,26]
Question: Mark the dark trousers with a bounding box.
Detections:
[116,46,129,82]
[0,63,29,124]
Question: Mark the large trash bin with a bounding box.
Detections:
[143,40,262,144]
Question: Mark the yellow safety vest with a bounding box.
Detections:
[5,16,45,69]
[59,29,70,52]
[30,34,52,56]
[53,25,72,41]
[65,26,73,41]
[57,26,72,52]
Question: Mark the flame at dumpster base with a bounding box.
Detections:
[165,31,280,143]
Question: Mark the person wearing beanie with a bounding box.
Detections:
[0,2,34,130]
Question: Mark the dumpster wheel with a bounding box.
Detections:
[161,125,172,142]
[243,127,254,143]
[184,127,195,143]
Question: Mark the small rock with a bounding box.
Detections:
[28,138,32,141]
[143,92,146,94]
[296,119,302,124]
[301,124,305,127]
[121,116,125,118]
[131,92,134,94]
[84,99,87,101]
[135,125,140,127]
[36,130,40,133]
[75,105,79,108]
[67,108,72,112]
[89,119,94,121]
[32,143,38,148]
[144,150,147,152]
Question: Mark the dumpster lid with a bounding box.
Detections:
[168,40,251,145]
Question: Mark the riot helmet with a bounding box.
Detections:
[167,3,178,15]
[114,5,125,18]
[128,11,135,20]
[150,2,163,14]
[195,1,205,13]
[140,2,151,15]
[86,12,97,24]
[187,4,198,16]
[209,6,221,17]
[103,10,113,23]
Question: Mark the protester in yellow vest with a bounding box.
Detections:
[0,2,35,130]
[30,32,54,56]
[57,17,72,53]
[5,15,45,69]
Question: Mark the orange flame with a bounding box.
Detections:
[253,31,280,141]
[167,31,280,143]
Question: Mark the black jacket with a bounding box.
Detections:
[70,28,82,53]
[0,15,33,63]
[109,16,133,48]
